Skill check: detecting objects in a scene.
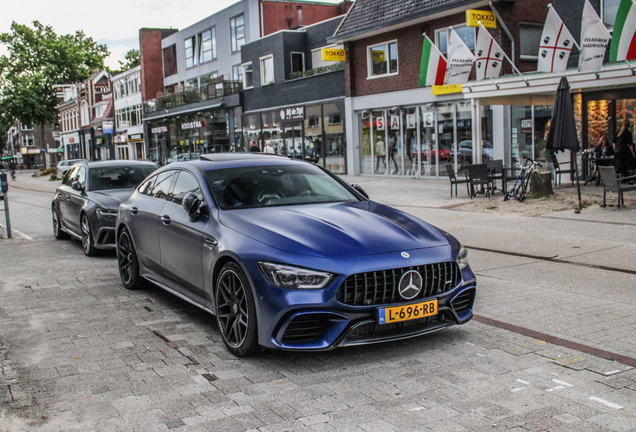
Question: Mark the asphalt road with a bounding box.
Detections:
[1,172,635,431]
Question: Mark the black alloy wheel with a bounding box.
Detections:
[117,228,144,290]
[52,205,69,240]
[215,262,259,356]
[81,214,97,256]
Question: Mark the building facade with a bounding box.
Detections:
[4,122,58,169]
[112,66,145,160]
[241,16,347,172]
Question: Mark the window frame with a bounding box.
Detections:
[434,24,476,56]
[230,14,246,53]
[366,40,399,79]
[241,62,253,89]
[185,36,196,69]
[260,55,274,86]
[519,22,543,61]
[199,27,217,64]
[291,51,305,74]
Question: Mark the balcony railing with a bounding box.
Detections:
[288,61,345,81]
[144,80,243,114]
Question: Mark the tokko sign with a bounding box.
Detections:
[466,9,497,28]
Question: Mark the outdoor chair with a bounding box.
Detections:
[445,164,469,197]
[551,153,575,186]
[486,159,505,194]
[467,164,491,199]
[598,166,636,210]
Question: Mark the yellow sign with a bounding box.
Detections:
[466,9,497,28]
[432,84,463,95]
[322,48,346,62]
[371,50,386,62]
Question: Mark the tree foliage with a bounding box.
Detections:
[0,21,110,129]
[110,49,140,76]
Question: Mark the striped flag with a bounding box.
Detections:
[609,0,636,62]
[475,23,504,80]
[538,6,575,73]
[579,0,611,72]
[419,33,447,87]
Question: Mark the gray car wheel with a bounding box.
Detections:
[81,214,97,256]
[215,262,259,357]
[52,205,69,240]
[117,228,144,290]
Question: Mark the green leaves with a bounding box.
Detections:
[0,21,110,130]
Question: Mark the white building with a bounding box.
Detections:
[112,66,144,160]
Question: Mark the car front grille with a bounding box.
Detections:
[282,314,330,343]
[336,262,461,306]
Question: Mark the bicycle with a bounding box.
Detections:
[504,156,543,202]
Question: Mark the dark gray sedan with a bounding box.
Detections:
[52,160,158,256]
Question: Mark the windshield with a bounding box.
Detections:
[206,164,360,210]
[89,165,157,191]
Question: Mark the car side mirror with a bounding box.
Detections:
[182,192,201,222]
[72,181,84,192]
[351,184,369,199]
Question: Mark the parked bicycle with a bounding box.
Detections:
[504,156,544,202]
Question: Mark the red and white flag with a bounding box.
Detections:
[609,0,636,62]
[579,0,612,72]
[538,6,575,73]
[446,28,475,84]
[474,23,504,80]
[418,33,447,87]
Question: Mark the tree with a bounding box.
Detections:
[110,49,140,76]
[0,21,110,128]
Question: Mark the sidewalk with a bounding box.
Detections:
[4,169,61,195]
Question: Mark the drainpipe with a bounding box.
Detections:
[489,0,515,64]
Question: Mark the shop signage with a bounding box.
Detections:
[432,84,463,95]
[40,148,46,154]
[371,50,386,62]
[128,134,143,141]
[152,126,169,134]
[102,121,114,134]
[466,9,496,28]
[406,114,416,129]
[280,106,304,120]
[27,149,40,154]
[181,121,205,130]
[520,118,533,134]
[322,48,346,62]
[423,112,434,128]
[376,116,385,130]
[389,115,400,130]
[68,137,76,143]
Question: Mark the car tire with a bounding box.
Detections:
[52,205,69,240]
[81,213,97,257]
[117,227,145,290]
[215,262,259,357]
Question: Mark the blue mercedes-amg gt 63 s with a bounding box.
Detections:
[116,154,476,356]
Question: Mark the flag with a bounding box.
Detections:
[538,6,575,73]
[609,0,636,62]
[419,34,447,87]
[579,0,612,71]
[446,28,475,84]
[474,23,504,80]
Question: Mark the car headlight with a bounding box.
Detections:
[258,262,333,289]
[457,246,469,269]
[96,208,118,220]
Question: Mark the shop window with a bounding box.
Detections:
[308,117,320,128]
[435,25,475,55]
[520,23,542,61]
[367,41,398,77]
[260,55,274,85]
[163,45,178,77]
[199,27,216,63]
[185,36,196,69]
[328,114,342,125]
[291,52,304,73]
[230,14,245,53]
[242,62,253,89]
[602,0,621,29]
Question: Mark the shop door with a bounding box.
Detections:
[284,123,303,160]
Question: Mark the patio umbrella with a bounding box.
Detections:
[1,156,13,160]
[546,76,582,212]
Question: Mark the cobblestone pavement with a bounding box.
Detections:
[1,173,635,431]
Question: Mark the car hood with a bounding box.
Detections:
[219,201,449,258]
[89,189,134,209]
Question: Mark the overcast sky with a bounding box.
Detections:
[1,0,343,69]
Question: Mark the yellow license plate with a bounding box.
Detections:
[378,300,438,324]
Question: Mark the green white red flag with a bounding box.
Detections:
[609,0,636,62]
[418,33,447,87]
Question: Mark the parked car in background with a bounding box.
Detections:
[52,160,158,256]
[452,141,493,164]
[167,153,200,163]
[57,159,88,176]
[116,154,476,356]
[411,143,452,162]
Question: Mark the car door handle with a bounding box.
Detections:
[161,215,171,225]
[130,207,138,215]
